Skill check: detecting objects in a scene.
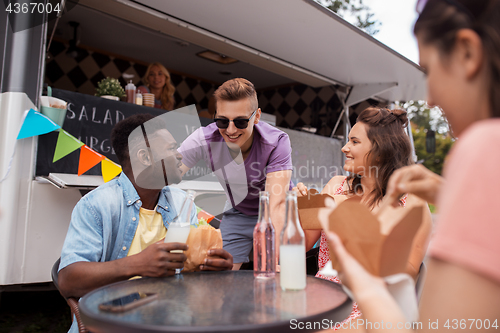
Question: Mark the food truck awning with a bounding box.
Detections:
[124,0,426,102]
[68,0,427,102]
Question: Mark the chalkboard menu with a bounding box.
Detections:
[36,89,213,177]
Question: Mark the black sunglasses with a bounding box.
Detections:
[416,0,475,20]
[214,109,258,129]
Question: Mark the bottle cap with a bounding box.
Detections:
[126,80,136,89]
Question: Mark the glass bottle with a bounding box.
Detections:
[135,90,143,105]
[164,190,195,251]
[280,191,306,290]
[253,191,276,279]
[125,80,136,103]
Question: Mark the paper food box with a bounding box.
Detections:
[183,225,223,272]
[297,191,423,276]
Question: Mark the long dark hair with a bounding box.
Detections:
[347,107,414,208]
[414,0,500,118]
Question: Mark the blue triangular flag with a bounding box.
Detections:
[17,109,61,139]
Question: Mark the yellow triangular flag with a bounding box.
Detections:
[101,158,122,183]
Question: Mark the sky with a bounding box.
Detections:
[342,0,420,64]
[351,0,450,132]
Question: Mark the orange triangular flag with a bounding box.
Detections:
[78,145,105,176]
[101,158,122,183]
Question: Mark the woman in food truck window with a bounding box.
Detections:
[295,107,433,329]
[137,62,176,110]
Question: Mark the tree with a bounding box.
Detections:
[320,0,381,35]
[411,127,454,175]
[398,100,454,175]
[402,100,449,134]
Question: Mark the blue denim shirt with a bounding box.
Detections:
[59,172,197,272]
[60,173,197,333]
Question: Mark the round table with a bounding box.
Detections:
[80,271,352,333]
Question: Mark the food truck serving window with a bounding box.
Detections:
[36,89,213,182]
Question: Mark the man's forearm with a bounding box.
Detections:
[270,200,286,239]
[270,199,286,265]
[264,169,292,265]
[58,256,137,298]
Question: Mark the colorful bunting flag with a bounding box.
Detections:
[12,108,123,184]
[78,145,105,176]
[196,206,215,224]
[101,158,122,183]
[17,108,60,139]
[53,130,84,162]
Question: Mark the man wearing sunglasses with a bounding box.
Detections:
[179,78,293,270]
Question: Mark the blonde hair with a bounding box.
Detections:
[143,62,175,111]
[213,78,258,112]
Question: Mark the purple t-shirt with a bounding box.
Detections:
[179,122,293,216]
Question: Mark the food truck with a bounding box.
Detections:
[0,0,426,288]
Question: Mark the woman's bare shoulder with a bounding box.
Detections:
[322,175,347,195]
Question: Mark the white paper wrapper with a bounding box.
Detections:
[319,260,338,277]
[384,273,419,322]
[40,96,67,109]
[320,261,419,323]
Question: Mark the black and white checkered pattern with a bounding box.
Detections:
[258,85,344,136]
[45,40,380,137]
[45,40,217,111]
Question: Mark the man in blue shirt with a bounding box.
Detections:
[58,114,233,301]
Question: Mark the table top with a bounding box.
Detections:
[80,271,352,333]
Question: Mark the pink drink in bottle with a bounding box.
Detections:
[253,191,276,279]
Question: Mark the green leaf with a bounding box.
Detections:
[95,77,126,97]
[322,0,381,35]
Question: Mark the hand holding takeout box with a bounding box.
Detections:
[297,191,423,277]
